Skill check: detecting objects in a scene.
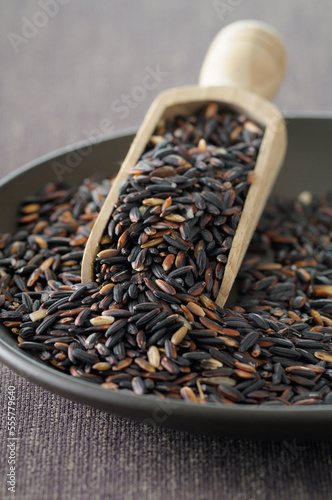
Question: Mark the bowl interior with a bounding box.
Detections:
[1,118,331,233]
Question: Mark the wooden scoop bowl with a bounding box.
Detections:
[82,20,287,307]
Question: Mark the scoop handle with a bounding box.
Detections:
[199,20,287,100]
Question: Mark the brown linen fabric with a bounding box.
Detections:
[2,363,332,500]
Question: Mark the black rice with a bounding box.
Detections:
[2,104,332,405]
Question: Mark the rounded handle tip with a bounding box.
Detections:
[199,20,287,101]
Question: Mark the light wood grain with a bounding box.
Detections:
[81,21,287,308]
[199,20,287,99]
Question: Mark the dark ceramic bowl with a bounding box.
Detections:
[1,117,332,440]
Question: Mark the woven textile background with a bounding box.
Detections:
[2,363,332,500]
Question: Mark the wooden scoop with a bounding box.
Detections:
[82,20,287,307]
